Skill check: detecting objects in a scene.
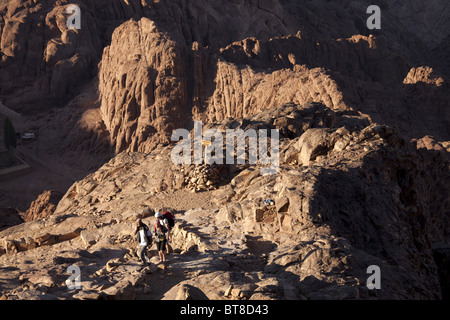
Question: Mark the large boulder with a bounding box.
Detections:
[22,190,63,222]
[295,128,337,166]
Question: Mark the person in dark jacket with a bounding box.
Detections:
[153,212,168,263]
[133,218,152,265]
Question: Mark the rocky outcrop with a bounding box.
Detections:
[403,66,445,86]
[1,0,449,301]
[1,104,447,300]
[1,0,447,123]
[0,0,100,111]
[97,10,449,154]
[0,0,156,112]
[98,18,191,153]
[2,0,449,155]
[21,190,63,222]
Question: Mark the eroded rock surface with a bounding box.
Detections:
[1,105,448,300]
[1,0,449,301]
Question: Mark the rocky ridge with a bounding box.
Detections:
[1,104,448,300]
[96,1,450,155]
[2,0,449,154]
[1,0,449,214]
[0,0,449,301]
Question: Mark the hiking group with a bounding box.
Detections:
[133,210,175,266]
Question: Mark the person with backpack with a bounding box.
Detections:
[153,212,169,262]
[132,218,152,266]
[162,210,175,254]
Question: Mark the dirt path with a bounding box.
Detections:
[143,188,219,213]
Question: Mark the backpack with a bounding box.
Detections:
[162,211,175,228]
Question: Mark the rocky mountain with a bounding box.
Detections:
[0,0,449,300]
[97,0,450,154]
[2,0,449,153]
[1,104,449,300]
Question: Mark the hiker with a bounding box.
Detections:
[133,218,152,266]
[161,210,175,254]
[153,212,169,262]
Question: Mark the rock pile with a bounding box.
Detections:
[181,164,223,192]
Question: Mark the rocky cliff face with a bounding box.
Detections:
[2,0,449,151]
[388,0,450,49]
[97,0,450,154]
[0,0,449,301]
